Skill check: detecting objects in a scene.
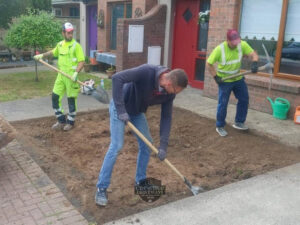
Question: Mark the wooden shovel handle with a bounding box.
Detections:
[222,63,272,81]
[127,121,185,181]
[39,59,85,86]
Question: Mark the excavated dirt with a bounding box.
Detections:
[12,106,300,224]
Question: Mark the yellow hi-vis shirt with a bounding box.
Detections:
[207,40,254,82]
[52,39,85,76]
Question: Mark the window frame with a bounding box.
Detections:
[240,0,300,81]
[69,7,80,18]
[53,8,62,17]
[108,1,132,51]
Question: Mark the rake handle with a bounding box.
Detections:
[38,59,85,86]
[127,121,185,181]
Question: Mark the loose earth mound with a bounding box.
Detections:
[12,106,300,224]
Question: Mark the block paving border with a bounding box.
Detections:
[0,140,89,225]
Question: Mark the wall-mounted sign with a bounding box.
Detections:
[128,25,144,53]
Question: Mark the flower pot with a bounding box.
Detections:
[84,64,91,72]
[90,57,97,65]
[106,69,116,78]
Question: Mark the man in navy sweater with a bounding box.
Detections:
[95,64,188,206]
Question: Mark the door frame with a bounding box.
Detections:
[171,0,206,89]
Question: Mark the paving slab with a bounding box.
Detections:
[0,141,89,225]
[0,93,110,122]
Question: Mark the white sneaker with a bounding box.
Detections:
[63,124,74,131]
[232,122,248,130]
[216,127,228,137]
[51,122,64,130]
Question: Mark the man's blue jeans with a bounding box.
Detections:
[216,78,249,128]
[96,100,152,189]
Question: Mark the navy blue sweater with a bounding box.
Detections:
[112,64,176,150]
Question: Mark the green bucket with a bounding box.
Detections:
[267,97,290,120]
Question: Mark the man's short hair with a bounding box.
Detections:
[168,69,188,88]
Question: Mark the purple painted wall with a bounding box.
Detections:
[88,5,98,52]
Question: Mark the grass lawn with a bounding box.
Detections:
[0,71,111,102]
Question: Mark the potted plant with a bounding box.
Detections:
[83,56,91,72]
[198,10,210,24]
[106,64,116,78]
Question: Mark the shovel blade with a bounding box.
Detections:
[91,85,110,104]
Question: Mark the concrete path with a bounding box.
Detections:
[0,86,299,225]
[0,94,109,122]
[105,163,300,225]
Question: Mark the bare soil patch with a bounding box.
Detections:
[12,106,300,224]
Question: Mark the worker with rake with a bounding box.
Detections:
[34,22,85,131]
[207,29,259,137]
[95,64,188,206]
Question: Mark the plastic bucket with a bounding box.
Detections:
[294,106,300,124]
[272,98,290,120]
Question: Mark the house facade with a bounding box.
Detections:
[202,0,300,119]
[52,0,81,42]
[95,0,298,119]
[52,0,98,55]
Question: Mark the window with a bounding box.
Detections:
[240,0,300,80]
[70,7,79,17]
[110,2,132,50]
[53,8,62,17]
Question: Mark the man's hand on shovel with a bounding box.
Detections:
[127,121,204,196]
[222,43,274,82]
[158,148,167,161]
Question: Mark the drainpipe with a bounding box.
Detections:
[158,0,173,67]
[80,1,87,55]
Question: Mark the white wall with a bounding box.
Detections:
[158,0,174,67]
[80,2,87,55]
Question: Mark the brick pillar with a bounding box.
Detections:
[116,4,166,71]
[132,0,157,18]
[203,0,242,98]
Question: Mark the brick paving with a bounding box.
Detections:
[0,140,89,225]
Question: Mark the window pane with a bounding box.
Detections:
[239,0,282,70]
[279,0,300,76]
[110,4,124,50]
[70,7,79,17]
[126,4,132,18]
[197,0,210,51]
[195,58,206,81]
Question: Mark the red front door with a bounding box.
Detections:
[172,0,210,89]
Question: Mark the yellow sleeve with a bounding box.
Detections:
[242,41,254,56]
[207,45,221,65]
[52,43,59,58]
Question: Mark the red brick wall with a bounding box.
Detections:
[203,0,300,119]
[116,4,166,71]
[97,0,158,51]
[132,0,157,18]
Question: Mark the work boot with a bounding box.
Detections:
[51,122,64,130]
[232,122,248,130]
[63,124,73,131]
[95,188,108,206]
[216,127,228,137]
